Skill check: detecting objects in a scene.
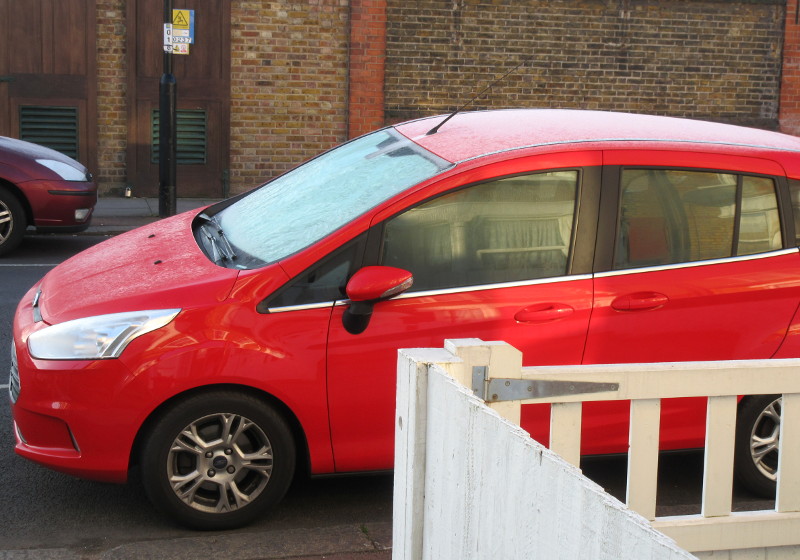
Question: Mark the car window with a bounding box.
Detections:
[380,171,579,292]
[614,169,782,270]
[260,236,364,310]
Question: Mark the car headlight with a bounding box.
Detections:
[28,309,180,360]
[35,158,91,182]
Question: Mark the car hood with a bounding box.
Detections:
[0,136,89,175]
[37,210,240,324]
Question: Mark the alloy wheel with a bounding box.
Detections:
[0,198,13,244]
[749,396,781,482]
[167,412,274,513]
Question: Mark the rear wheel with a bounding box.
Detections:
[140,391,296,530]
[734,395,781,498]
[0,187,26,256]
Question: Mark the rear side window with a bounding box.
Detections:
[614,169,782,270]
[381,171,579,291]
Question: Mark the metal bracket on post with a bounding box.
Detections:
[471,366,619,403]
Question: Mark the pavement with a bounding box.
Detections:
[84,196,221,235]
[71,196,395,560]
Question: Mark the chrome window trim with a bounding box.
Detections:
[267,274,593,313]
[265,301,336,314]
[393,273,593,299]
[596,248,799,278]
[334,273,594,305]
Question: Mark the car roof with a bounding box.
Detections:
[394,109,800,163]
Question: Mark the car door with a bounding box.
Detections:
[582,159,800,453]
[325,159,601,472]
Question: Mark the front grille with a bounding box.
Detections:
[9,341,20,403]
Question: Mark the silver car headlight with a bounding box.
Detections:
[28,309,180,360]
[35,158,91,182]
[36,159,91,182]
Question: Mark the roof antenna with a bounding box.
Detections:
[426,54,534,136]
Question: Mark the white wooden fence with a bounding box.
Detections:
[393,338,800,559]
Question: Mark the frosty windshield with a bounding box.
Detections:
[213,128,451,268]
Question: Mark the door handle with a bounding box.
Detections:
[0,76,15,83]
[611,292,669,311]
[514,303,574,323]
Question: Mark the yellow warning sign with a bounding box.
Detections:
[172,9,191,29]
[170,8,194,49]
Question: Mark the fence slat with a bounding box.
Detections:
[701,395,737,518]
[627,398,661,521]
[549,402,582,467]
[778,392,800,512]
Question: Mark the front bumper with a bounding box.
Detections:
[22,179,97,229]
[10,351,138,483]
[10,286,137,483]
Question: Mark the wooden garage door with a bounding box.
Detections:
[0,0,96,169]
[127,0,230,198]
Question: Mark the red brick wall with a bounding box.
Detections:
[348,0,386,138]
[95,0,128,193]
[782,0,800,135]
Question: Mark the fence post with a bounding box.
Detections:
[778,392,800,512]
[394,346,464,560]
[444,338,523,425]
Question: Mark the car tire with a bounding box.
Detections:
[140,390,296,530]
[0,187,26,256]
[734,394,781,498]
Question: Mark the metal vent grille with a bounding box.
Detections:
[151,109,208,165]
[19,106,79,159]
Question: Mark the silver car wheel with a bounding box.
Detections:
[749,396,781,482]
[0,197,14,243]
[167,412,274,514]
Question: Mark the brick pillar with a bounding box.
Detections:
[348,0,386,138]
[781,0,800,135]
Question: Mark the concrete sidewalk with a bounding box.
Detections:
[78,196,394,560]
[91,523,392,560]
[85,196,221,234]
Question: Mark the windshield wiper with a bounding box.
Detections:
[198,213,238,264]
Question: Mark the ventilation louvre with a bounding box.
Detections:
[19,106,79,159]
[151,109,208,165]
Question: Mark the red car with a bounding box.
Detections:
[0,136,97,255]
[10,109,800,529]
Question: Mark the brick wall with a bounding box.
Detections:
[385,0,785,129]
[782,0,800,134]
[90,1,792,197]
[95,0,128,193]
[229,1,350,193]
[349,0,387,138]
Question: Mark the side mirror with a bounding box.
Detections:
[342,266,413,335]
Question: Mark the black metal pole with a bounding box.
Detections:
[159,0,177,218]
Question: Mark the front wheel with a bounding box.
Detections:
[0,187,26,256]
[734,394,781,498]
[140,391,296,530]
